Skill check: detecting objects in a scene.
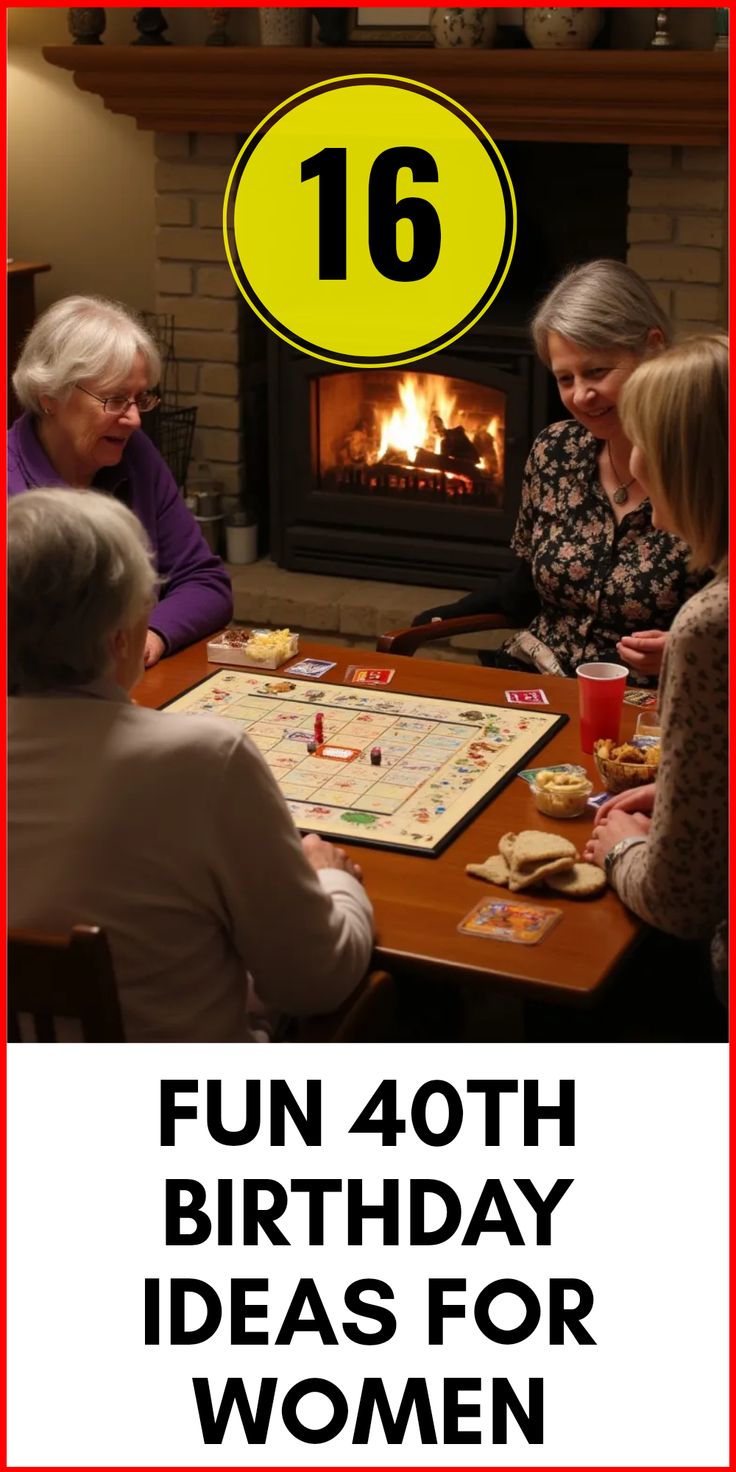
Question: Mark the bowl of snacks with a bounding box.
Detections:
[593,738,660,794]
[207,626,299,669]
[530,766,593,818]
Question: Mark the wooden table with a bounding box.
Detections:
[134,639,641,1007]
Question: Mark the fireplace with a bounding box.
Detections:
[266,136,640,586]
[268,319,561,587]
[42,44,728,592]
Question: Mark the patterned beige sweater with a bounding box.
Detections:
[615,575,727,960]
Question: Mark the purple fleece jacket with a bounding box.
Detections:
[7,412,233,655]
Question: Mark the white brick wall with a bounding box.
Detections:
[153,133,729,498]
[627,145,727,333]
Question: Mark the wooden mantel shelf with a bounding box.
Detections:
[43,46,726,146]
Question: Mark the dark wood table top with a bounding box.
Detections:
[134,638,641,1004]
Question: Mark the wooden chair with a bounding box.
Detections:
[293,970,398,1043]
[331,969,398,1042]
[8,925,125,1042]
[376,613,509,657]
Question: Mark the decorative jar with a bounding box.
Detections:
[259,7,311,45]
[430,9,497,48]
[523,8,603,50]
[68,8,106,44]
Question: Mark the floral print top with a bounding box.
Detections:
[614,575,727,989]
[509,420,702,683]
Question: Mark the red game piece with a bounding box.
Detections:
[314,713,324,742]
[370,745,382,766]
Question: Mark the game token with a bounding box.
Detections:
[314,713,324,742]
[307,738,318,754]
[370,746,382,766]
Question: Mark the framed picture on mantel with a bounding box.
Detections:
[347,8,432,44]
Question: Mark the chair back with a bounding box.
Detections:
[376,613,508,656]
[8,925,125,1042]
[332,969,398,1042]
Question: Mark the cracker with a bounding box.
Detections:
[498,832,518,866]
[508,855,575,892]
[466,855,510,886]
[512,830,578,871]
[545,862,607,898]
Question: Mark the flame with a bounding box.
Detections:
[377,375,457,464]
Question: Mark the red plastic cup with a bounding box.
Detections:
[576,662,628,754]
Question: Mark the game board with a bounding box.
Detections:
[164,670,567,856]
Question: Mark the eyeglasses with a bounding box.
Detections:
[75,384,161,416]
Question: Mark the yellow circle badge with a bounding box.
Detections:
[223,74,516,368]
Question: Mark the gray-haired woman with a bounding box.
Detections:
[8,294,232,668]
[8,490,373,1042]
[415,260,702,686]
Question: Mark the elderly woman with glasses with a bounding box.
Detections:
[8,489,373,1042]
[8,295,233,668]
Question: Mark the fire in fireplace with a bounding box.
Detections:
[267,321,559,587]
[259,140,631,588]
[315,371,505,509]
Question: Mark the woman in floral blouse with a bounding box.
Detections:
[585,336,727,996]
[415,261,702,686]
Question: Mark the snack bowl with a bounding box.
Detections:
[593,739,660,794]
[530,767,593,819]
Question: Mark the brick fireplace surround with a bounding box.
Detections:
[45,47,727,600]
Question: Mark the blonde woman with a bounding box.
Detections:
[585,336,727,990]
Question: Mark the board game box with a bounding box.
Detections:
[163,669,567,856]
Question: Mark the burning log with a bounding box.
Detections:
[414,446,488,485]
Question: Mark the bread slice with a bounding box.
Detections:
[508,855,575,892]
[512,830,578,871]
[466,854,510,886]
[545,862,607,898]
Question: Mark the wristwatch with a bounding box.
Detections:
[604,835,648,880]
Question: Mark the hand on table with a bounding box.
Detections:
[616,629,667,677]
[595,783,657,820]
[144,630,167,668]
[302,833,364,885]
[583,807,651,868]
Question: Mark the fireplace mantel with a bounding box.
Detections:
[43,46,726,146]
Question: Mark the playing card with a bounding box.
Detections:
[457,897,562,945]
[587,791,612,810]
[285,658,336,677]
[504,687,549,706]
[623,689,658,707]
[344,665,395,686]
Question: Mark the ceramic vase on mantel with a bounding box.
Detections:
[68,8,106,44]
[523,8,603,49]
[206,8,231,45]
[430,9,497,48]
[258,7,311,45]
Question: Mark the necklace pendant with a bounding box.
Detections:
[613,485,629,506]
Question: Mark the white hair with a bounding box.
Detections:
[531,260,672,365]
[12,295,161,413]
[9,488,159,692]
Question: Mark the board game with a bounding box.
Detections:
[164,669,567,856]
